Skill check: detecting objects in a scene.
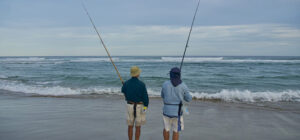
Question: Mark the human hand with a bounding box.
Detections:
[143,106,147,113]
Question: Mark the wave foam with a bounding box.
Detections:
[161,57,300,63]
[0,79,131,96]
[1,80,299,102]
[0,80,80,96]
[70,58,119,62]
[161,57,224,62]
[0,57,45,62]
[1,57,299,63]
[0,75,8,79]
[192,89,300,102]
[223,59,300,63]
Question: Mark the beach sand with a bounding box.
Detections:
[0,90,299,140]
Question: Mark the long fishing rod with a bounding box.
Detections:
[82,2,124,84]
[179,0,200,71]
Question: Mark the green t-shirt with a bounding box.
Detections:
[121,77,149,107]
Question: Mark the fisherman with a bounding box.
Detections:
[122,66,149,140]
[161,67,192,140]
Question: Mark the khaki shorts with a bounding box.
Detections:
[163,115,184,132]
[127,104,146,126]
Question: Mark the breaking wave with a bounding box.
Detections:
[70,58,119,62]
[0,80,299,102]
[0,80,120,96]
[192,89,300,102]
[161,57,224,62]
[160,57,300,63]
[0,75,8,79]
[0,57,45,62]
[1,56,299,63]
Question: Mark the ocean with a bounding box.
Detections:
[0,56,300,103]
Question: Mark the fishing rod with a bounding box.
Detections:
[82,2,124,84]
[179,0,201,71]
[177,1,201,130]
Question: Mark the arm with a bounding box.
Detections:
[161,88,164,99]
[121,83,127,101]
[161,82,166,98]
[142,84,149,107]
[183,84,192,102]
[121,83,126,93]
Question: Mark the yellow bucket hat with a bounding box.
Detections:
[130,66,141,77]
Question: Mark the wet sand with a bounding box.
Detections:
[0,91,299,140]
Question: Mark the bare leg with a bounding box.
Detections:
[172,131,179,140]
[128,126,133,140]
[163,129,170,140]
[135,126,141,140]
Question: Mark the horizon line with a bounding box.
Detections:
[0,55,299,57]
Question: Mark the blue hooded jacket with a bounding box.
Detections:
[161,80,192,117]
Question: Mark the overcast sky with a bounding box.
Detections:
[0,0,299,56]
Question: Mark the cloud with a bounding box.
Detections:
[0,24,299,56]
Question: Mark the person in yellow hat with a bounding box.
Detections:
[122,66,149,140]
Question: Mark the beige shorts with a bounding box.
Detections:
[163,115,184,132]
[127,104,146,126]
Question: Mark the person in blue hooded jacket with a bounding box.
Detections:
[161,67,192,140]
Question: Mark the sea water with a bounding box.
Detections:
[0,56,299,102]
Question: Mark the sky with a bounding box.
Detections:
[0,0,299,56]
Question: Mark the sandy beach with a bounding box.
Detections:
[0,90,299,140]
